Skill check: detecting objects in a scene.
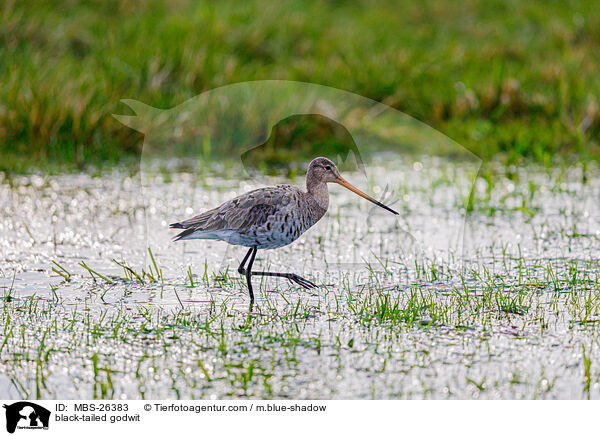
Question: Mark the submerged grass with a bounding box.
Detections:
[3,250,600,399]
[1,158,600,399]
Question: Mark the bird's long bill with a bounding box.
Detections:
[335,176,399,215]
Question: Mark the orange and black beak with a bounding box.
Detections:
[335,176,398,215]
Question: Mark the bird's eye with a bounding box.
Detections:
[324,165,331,170]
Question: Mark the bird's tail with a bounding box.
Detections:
[169,222,192,241]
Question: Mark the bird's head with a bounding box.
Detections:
[307,156,398,215]
[307,157,341,183]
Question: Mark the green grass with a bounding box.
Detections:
[1,158,600,399]
[1,0,599,172]
[3,253,600,399]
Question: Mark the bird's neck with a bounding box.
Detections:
[307,180,329,211]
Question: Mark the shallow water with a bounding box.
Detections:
[1,157,600,399]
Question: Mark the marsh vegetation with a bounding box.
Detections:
[1,157,599,399]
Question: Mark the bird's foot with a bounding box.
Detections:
[286,273,318,289]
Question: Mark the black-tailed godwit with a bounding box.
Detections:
[170,157,398,302]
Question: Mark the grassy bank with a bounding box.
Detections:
[2,0,599,172]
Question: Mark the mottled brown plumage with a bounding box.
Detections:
[170,157,398,302]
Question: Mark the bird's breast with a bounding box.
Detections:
[249,199,326,249]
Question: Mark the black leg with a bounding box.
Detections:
[238,248,253,275]
[250,271,318,290]
[244,247,258,303]
[237,247,318,302]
